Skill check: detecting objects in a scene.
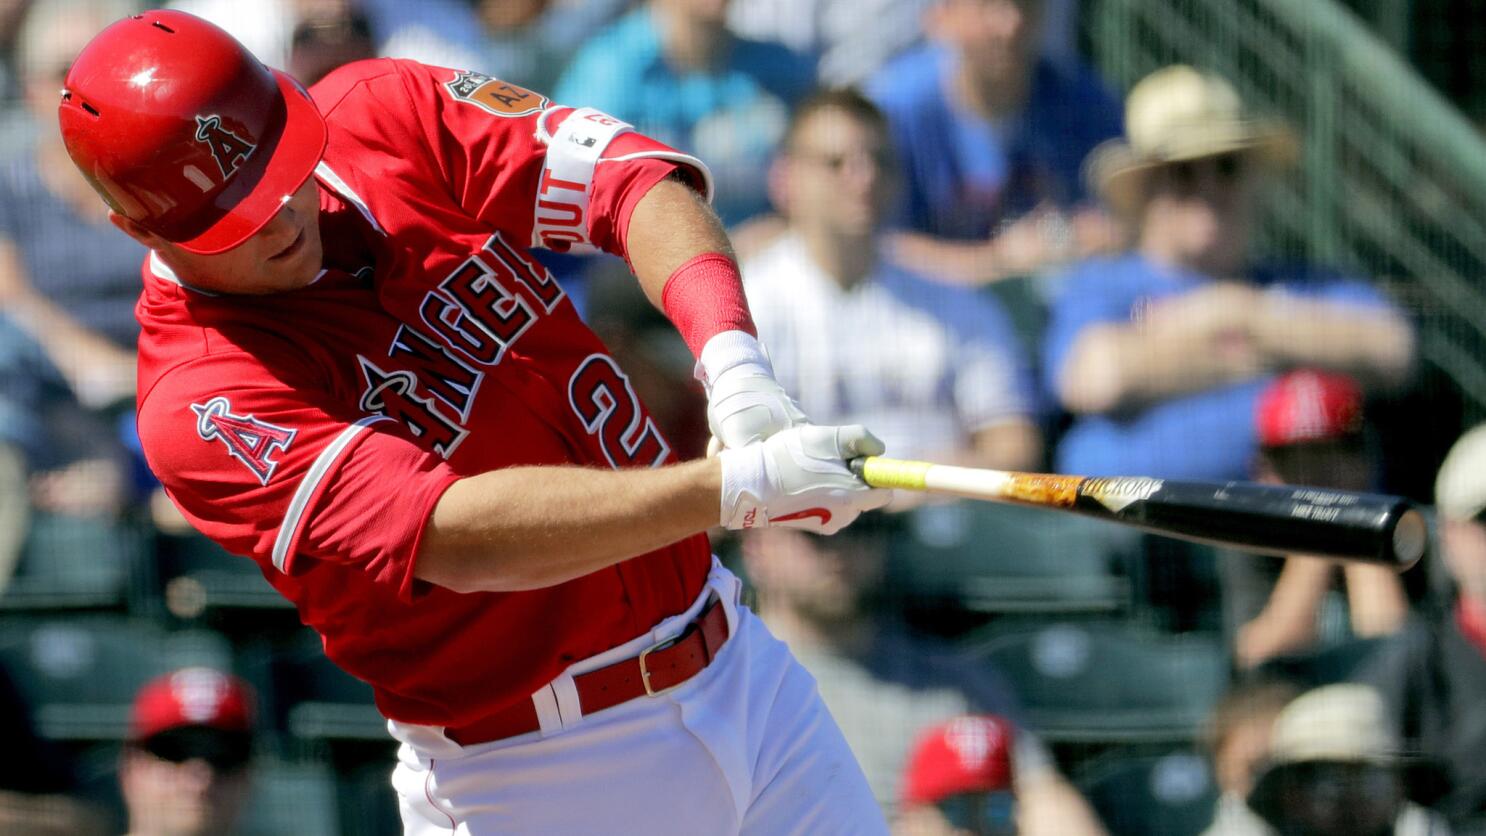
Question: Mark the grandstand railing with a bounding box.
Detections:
[1085,0,1486,422]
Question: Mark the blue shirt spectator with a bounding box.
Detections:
[0,143,148,349]
[555,4,816,226]
[1043,255,1398,481]
[867,44,1122,242]
[727,0,932,85]
[363,0,632,95]
[1045,66,1414,484]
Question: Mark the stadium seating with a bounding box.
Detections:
[150,531,294,618]
[1078,750,1219,836]
[0,514,146,611]
[266,632,386,743]
[0,615,232,740]
[966,622,1229,745]
[890,501,1139,615]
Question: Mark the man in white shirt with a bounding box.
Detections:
[743,88,1042,471]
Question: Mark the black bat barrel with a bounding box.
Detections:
[1071,478,1427,570]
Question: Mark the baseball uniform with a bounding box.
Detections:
[133,58,881,833]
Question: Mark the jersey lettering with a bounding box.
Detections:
[386,325,484,422]
[567,354,669,469]
[194,115,257,179]
[357,355,468,458]
[484,233,564,311]
[439,256,537,350]
[420,233,564,366]
[190,396,296,485]
[419,293,504,366]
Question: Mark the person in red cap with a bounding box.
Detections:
[1226,369,1410,669]
[58,8,890,833]
[119,667,257,836]
[894,715,1018,836]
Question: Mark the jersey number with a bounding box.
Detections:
[568,354,669,469]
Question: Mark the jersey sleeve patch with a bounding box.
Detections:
[444,70,548,118]
[191,396,297,486]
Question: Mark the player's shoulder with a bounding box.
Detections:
[317,57,551,125]
[309,57,406,110]
[139,336,308,416]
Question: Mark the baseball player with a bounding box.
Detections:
[58,10,891,834]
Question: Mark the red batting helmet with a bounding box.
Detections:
[57,10,327,254]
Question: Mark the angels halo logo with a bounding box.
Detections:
[194,114,257,179]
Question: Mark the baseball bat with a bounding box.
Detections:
[848,456,1426,570]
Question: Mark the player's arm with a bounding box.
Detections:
[419,459,719,592]
[416,425,889,593]
[623,174,807,450]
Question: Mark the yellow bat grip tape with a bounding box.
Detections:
[859,457,934,491]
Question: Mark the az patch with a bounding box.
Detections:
[190,397,297,486]
[445,70,547,118]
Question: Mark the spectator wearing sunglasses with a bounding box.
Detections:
[743,88,1041,477]
[1042,66,1415,485]
[120,668,256,836]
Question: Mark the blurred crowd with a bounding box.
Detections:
[0,0,1476,834]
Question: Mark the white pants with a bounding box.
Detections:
[388,564,885,835]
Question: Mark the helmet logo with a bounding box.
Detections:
[194,115,256,179]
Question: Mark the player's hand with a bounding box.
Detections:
[706,363,807,450]
[697,331,805,450]
[718,424,892,535]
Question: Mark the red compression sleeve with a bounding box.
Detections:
[661,253,758,359]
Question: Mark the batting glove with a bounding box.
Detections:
[698,331,806,450]
[718,424,892,535]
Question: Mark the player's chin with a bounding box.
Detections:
[276,237,325,290]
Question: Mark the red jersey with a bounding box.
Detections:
[134,59,714,727]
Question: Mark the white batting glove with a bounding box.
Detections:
[719,424,892,535]
[698,331,806,450]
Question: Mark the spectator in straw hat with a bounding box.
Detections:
[1043,65,1415,484]
[1245,684,1448,836]
[120,667,257,836]
[1227,370,1409,669]
[1357,423,1486,830]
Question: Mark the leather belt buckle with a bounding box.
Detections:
[638,634,681,697]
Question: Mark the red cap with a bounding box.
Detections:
[901,715,1015,805]
[58,10,327,254]
[130,667,256,741]
[1256,370,1363,448]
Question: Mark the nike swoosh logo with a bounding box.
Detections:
[773,507,832,525]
